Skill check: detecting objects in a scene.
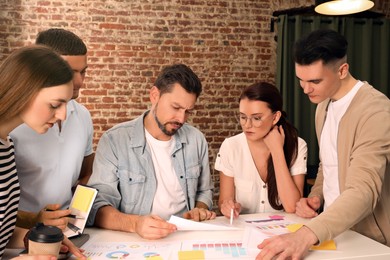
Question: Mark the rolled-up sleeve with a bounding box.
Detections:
[194,134,214,210]
[87,132,121,226]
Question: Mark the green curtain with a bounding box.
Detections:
[276,15,390,166]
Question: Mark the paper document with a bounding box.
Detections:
[242,216,336,251]
[178,239,258,259]
[242,215,294,249]
[82,240,180,259]
[168,216,240,231]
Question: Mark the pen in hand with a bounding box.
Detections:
[230,208,234,225]
[66,214,84,219]
[45,208,84,219]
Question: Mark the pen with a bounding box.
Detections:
[45,209,84,219]
[67,222,81,233]
[230,208,234,225]
[66,214,84,219]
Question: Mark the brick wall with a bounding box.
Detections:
[0,0,334,211]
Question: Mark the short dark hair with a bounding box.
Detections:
[294,29,348,65]
[154,64,202,98]
[36,28,87,56]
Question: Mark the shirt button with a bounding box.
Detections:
[129,178,132,181]
[263,185,266,188]
[173,154,176,157]
[261,201,265,204]
[180,176,184,179]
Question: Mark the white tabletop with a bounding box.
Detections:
[5,213,390,259]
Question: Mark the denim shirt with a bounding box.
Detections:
[87,111,213,225]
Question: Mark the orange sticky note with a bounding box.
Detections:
[286,224,337,250]
[311,239,337,250]
[178,250,205,260]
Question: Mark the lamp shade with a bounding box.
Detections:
[315,0,374,15]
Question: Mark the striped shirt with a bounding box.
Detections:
[0,136,20,259]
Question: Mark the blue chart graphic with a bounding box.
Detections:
[143,252,160,258]
[106,250,130,258]
[83,241,173,259]
[192,242,247,258]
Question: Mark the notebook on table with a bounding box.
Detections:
[64,185,98,238]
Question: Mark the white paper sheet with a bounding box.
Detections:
[241,217,293,249]
[168,215,241,231]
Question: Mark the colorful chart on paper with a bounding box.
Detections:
[179,240,257,259]
[82,241,180,259]
[244,215,292,236]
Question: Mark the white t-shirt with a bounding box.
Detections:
[215,133,307,213]
[320,81,363,209]
[10,100,94,211]
[145,130,186,220]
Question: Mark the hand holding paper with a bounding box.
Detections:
[134,215,177,240]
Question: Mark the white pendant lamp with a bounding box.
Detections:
[315,0,375,15]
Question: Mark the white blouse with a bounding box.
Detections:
[215,133,307,213]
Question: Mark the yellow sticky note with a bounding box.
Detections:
[178,250,205,260]
[286,224,336,250]
[71,185,96,212]
[311,239,337,250]
[149,257,163,260]
[286,223,303,232]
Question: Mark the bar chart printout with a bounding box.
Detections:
[180,240,257,259]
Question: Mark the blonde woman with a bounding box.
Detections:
[0,45,85,259]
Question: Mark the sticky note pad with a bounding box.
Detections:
[71,185,97,212]
[286,223,303,233]
[148,257,163,260]
[178,250,205,260]
[286,223,336,250]
[311,240,337,250]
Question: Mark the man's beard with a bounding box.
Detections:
[153,104,183,136]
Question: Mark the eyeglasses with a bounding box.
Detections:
[238,112,274,128]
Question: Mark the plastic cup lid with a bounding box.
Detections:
[28,223,64,243]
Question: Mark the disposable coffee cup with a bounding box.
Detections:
[28,223,64,258]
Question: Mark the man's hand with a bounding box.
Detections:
[295,196,321,218]
[183,207,216,222]
[36,204,72,230]
[134,215,177,240]
[256,226,318,260]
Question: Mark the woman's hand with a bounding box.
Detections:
[219,199,241,219]
[264,125,285,154]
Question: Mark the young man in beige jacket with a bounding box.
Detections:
[256,29,390,259]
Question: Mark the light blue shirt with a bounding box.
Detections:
[87,111,213,225]
[10,100,94,211]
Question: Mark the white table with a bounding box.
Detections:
[5,213,390,259]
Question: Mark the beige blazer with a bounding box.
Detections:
[306,82,390,246]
